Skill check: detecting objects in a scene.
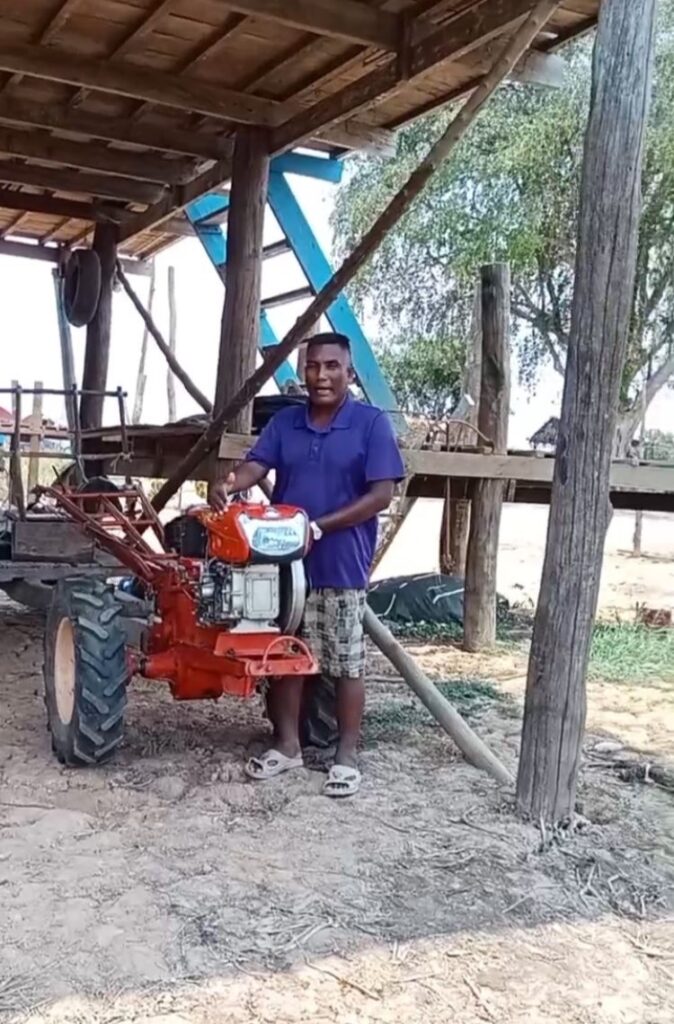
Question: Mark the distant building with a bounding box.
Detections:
[529,416,560,452]
[0,405,12,450]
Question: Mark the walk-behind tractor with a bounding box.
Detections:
[37,481,317,766]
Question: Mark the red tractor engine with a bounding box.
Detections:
[143,504,316,700]
[36,483,317,766]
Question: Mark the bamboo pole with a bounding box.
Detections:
[132,261,156,425]
[364,607,513,786]
[27,380,43,492]
[117,261,212,415]
[150,0,562,512]
[167,265,177,423]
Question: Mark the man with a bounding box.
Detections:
[210,332,404,797]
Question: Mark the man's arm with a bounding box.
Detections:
[209,416,281,510]
[315,480,395,534]
[316,412,404,534]
[209,461,269,511]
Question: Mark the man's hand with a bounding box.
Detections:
[208,472,236,512]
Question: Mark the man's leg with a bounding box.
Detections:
[264,675,303,758]
[335,676,365,768]
[326,589,367,770]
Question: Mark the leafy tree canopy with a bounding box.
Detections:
[333,1,674,444]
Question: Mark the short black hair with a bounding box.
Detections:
[305,331,351,354]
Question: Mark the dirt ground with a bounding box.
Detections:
[1,507,674,1024]
[378,504,674,616]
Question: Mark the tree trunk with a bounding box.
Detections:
[517,0,656,823]
[80,223,117,430]
[210,127,270,485]
[464,264,510,652]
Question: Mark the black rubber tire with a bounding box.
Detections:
[77,475,121,515]
[64,249,102,328]
[44,578,129,767]
[299,675,338,750]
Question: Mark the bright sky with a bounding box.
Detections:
[1,172,671,447]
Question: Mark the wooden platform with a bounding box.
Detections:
[78,425,674,514]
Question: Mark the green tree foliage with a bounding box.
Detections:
[333,2,674,444]
[643,429,674,461]
[378,335,465,417]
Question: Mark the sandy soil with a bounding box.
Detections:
[1,592,674,1024]
[377,504,674,616]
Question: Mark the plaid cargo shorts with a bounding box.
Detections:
[300,588,367,679]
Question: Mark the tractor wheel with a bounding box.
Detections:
[299,675,338,750]
[44,578,129,766]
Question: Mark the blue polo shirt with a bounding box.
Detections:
[246,396,405,589]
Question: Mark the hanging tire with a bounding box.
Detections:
[63,249,102,328]
[44,578,129,766]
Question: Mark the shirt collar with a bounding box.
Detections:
[299,393,354,432]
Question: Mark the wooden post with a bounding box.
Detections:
[463,264,510,652]
[150,0,561,513]
[632,363,650,556]
[167,265,177,423]
[517,0,656,823]
[132,261,156,425]
[448,284,483,574]
[52,268,77,435]
[9,380,25,517]
[27,381,43,492]
[80,223,117,430]
[211,127,270,484]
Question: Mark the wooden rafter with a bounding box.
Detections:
[71,0,177,108]
[0,127,197,185]
[119,1,555,245]
[2,0,82,94]
[0,186,122,222]
[126,13,251,124]
[0,96,232,160]
[0,44,278,126]
[0,163,164,205]
[218,0,401,49]
[271,0,542,150]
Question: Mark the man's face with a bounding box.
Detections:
[304,343,353,408]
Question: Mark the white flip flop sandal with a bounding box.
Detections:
[245,748,303,781]
[323,764,362,798]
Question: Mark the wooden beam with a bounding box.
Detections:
[464,263,510,653]
[2,0,82,94]
[149,0,562,512]
[271,0,544,151]
[0,96,233,160]
[118,159,233,242]
[0,127,197,185]
[0,162,165,205]
[81,223,117,430]
[212,127,270,482]
[517,0,657,823]
[0,238,150,276]
[218,0,401,49]
[0,186,120,222]
[0,44,277,127]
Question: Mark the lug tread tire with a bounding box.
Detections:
[44,578,129,767]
